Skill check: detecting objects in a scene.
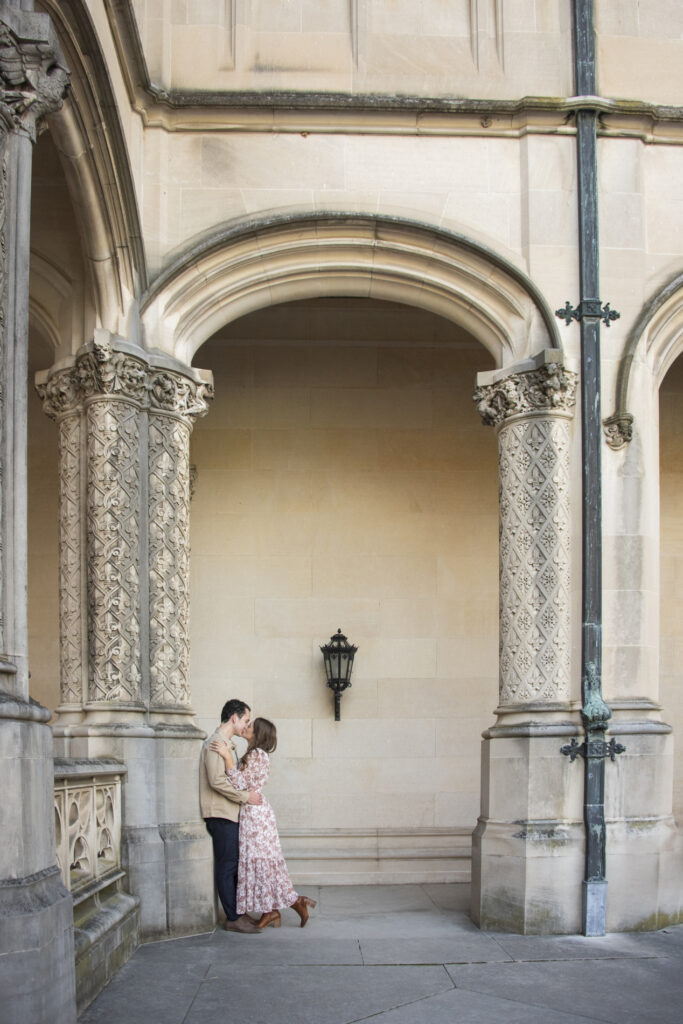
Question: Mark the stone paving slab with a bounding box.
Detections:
[353,985,612,1024]
[446,957,683,1024]
[359,934,512,965]
[78,885,683,1024]
[190,964,454,1024]
[489,929,678,962]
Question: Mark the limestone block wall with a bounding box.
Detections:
[189,297,499,838]
[597,1,683,105]
[132,0,572,99]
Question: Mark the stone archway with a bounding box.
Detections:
[140,214,561,368]
[139,214,586,929]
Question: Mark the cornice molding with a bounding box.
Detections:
[102,0,683,140]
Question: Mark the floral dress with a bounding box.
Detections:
[227,748,299,914]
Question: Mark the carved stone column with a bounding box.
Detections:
[148,370,211,711]
[475,358,575,710]
[80,342,147,708]
[37,334,215,939]
[0,6,75,1023]
[470,351,584,933]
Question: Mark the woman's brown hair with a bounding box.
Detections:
[240,716,277,766]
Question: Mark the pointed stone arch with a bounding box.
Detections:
[606,271,683,447]
[140,214,562,367]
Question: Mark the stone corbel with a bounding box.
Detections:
[602,411,634,450]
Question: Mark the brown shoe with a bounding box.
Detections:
[290,894,317,928]
[224,915,262,934]
[256,910,281,929]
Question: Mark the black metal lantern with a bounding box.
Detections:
[320,628,357,721]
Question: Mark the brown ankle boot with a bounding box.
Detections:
[256,909,281,929]
[290,894,317,928]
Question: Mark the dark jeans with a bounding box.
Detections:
[205,817,240,921]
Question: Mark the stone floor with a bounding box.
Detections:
[79,884,683,1024]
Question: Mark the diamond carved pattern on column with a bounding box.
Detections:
[498,417,571,703]
[148,415,191,707]
[147,370,212,708]
[86,400,141,704]
[57,415,83,705]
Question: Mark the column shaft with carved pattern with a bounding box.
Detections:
[471,352,584,933]
[498,414,572,706]
[148,371,211,710]
[79,347,147,708]
[37,374,85,711]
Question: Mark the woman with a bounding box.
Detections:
[210,717,316,929]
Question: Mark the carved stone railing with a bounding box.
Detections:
[53,759,126,895]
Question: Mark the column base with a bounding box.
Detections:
[472,714,683,933]
[471,818,584,933]
[471,716,585,934]
[0,692,77,1023]
[0,867,76,1024]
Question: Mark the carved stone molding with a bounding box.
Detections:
[473,362,577,428]
[603,411,634,450]
[497,416,572,704]
[0,9,70,142]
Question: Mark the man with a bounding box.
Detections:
[200,698,263,934]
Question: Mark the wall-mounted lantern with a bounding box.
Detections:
[320,628,357,721]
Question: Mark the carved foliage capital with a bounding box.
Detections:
[474,362,577,428]
[76,349,148,403]
[37,348,214,425]
[0,15,69,141]
[36,368,81,419]
[149,371,214,423]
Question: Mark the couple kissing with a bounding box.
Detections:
[199,699,316,934]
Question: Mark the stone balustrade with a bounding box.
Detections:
[53,758,125,894]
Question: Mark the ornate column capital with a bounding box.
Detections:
[473,358,577,429]
[34,366,81,420]
[0,4,70,142]
[36,337,214,423]
[149,368,214,424]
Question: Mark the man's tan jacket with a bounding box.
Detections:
[199,728,249,822]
